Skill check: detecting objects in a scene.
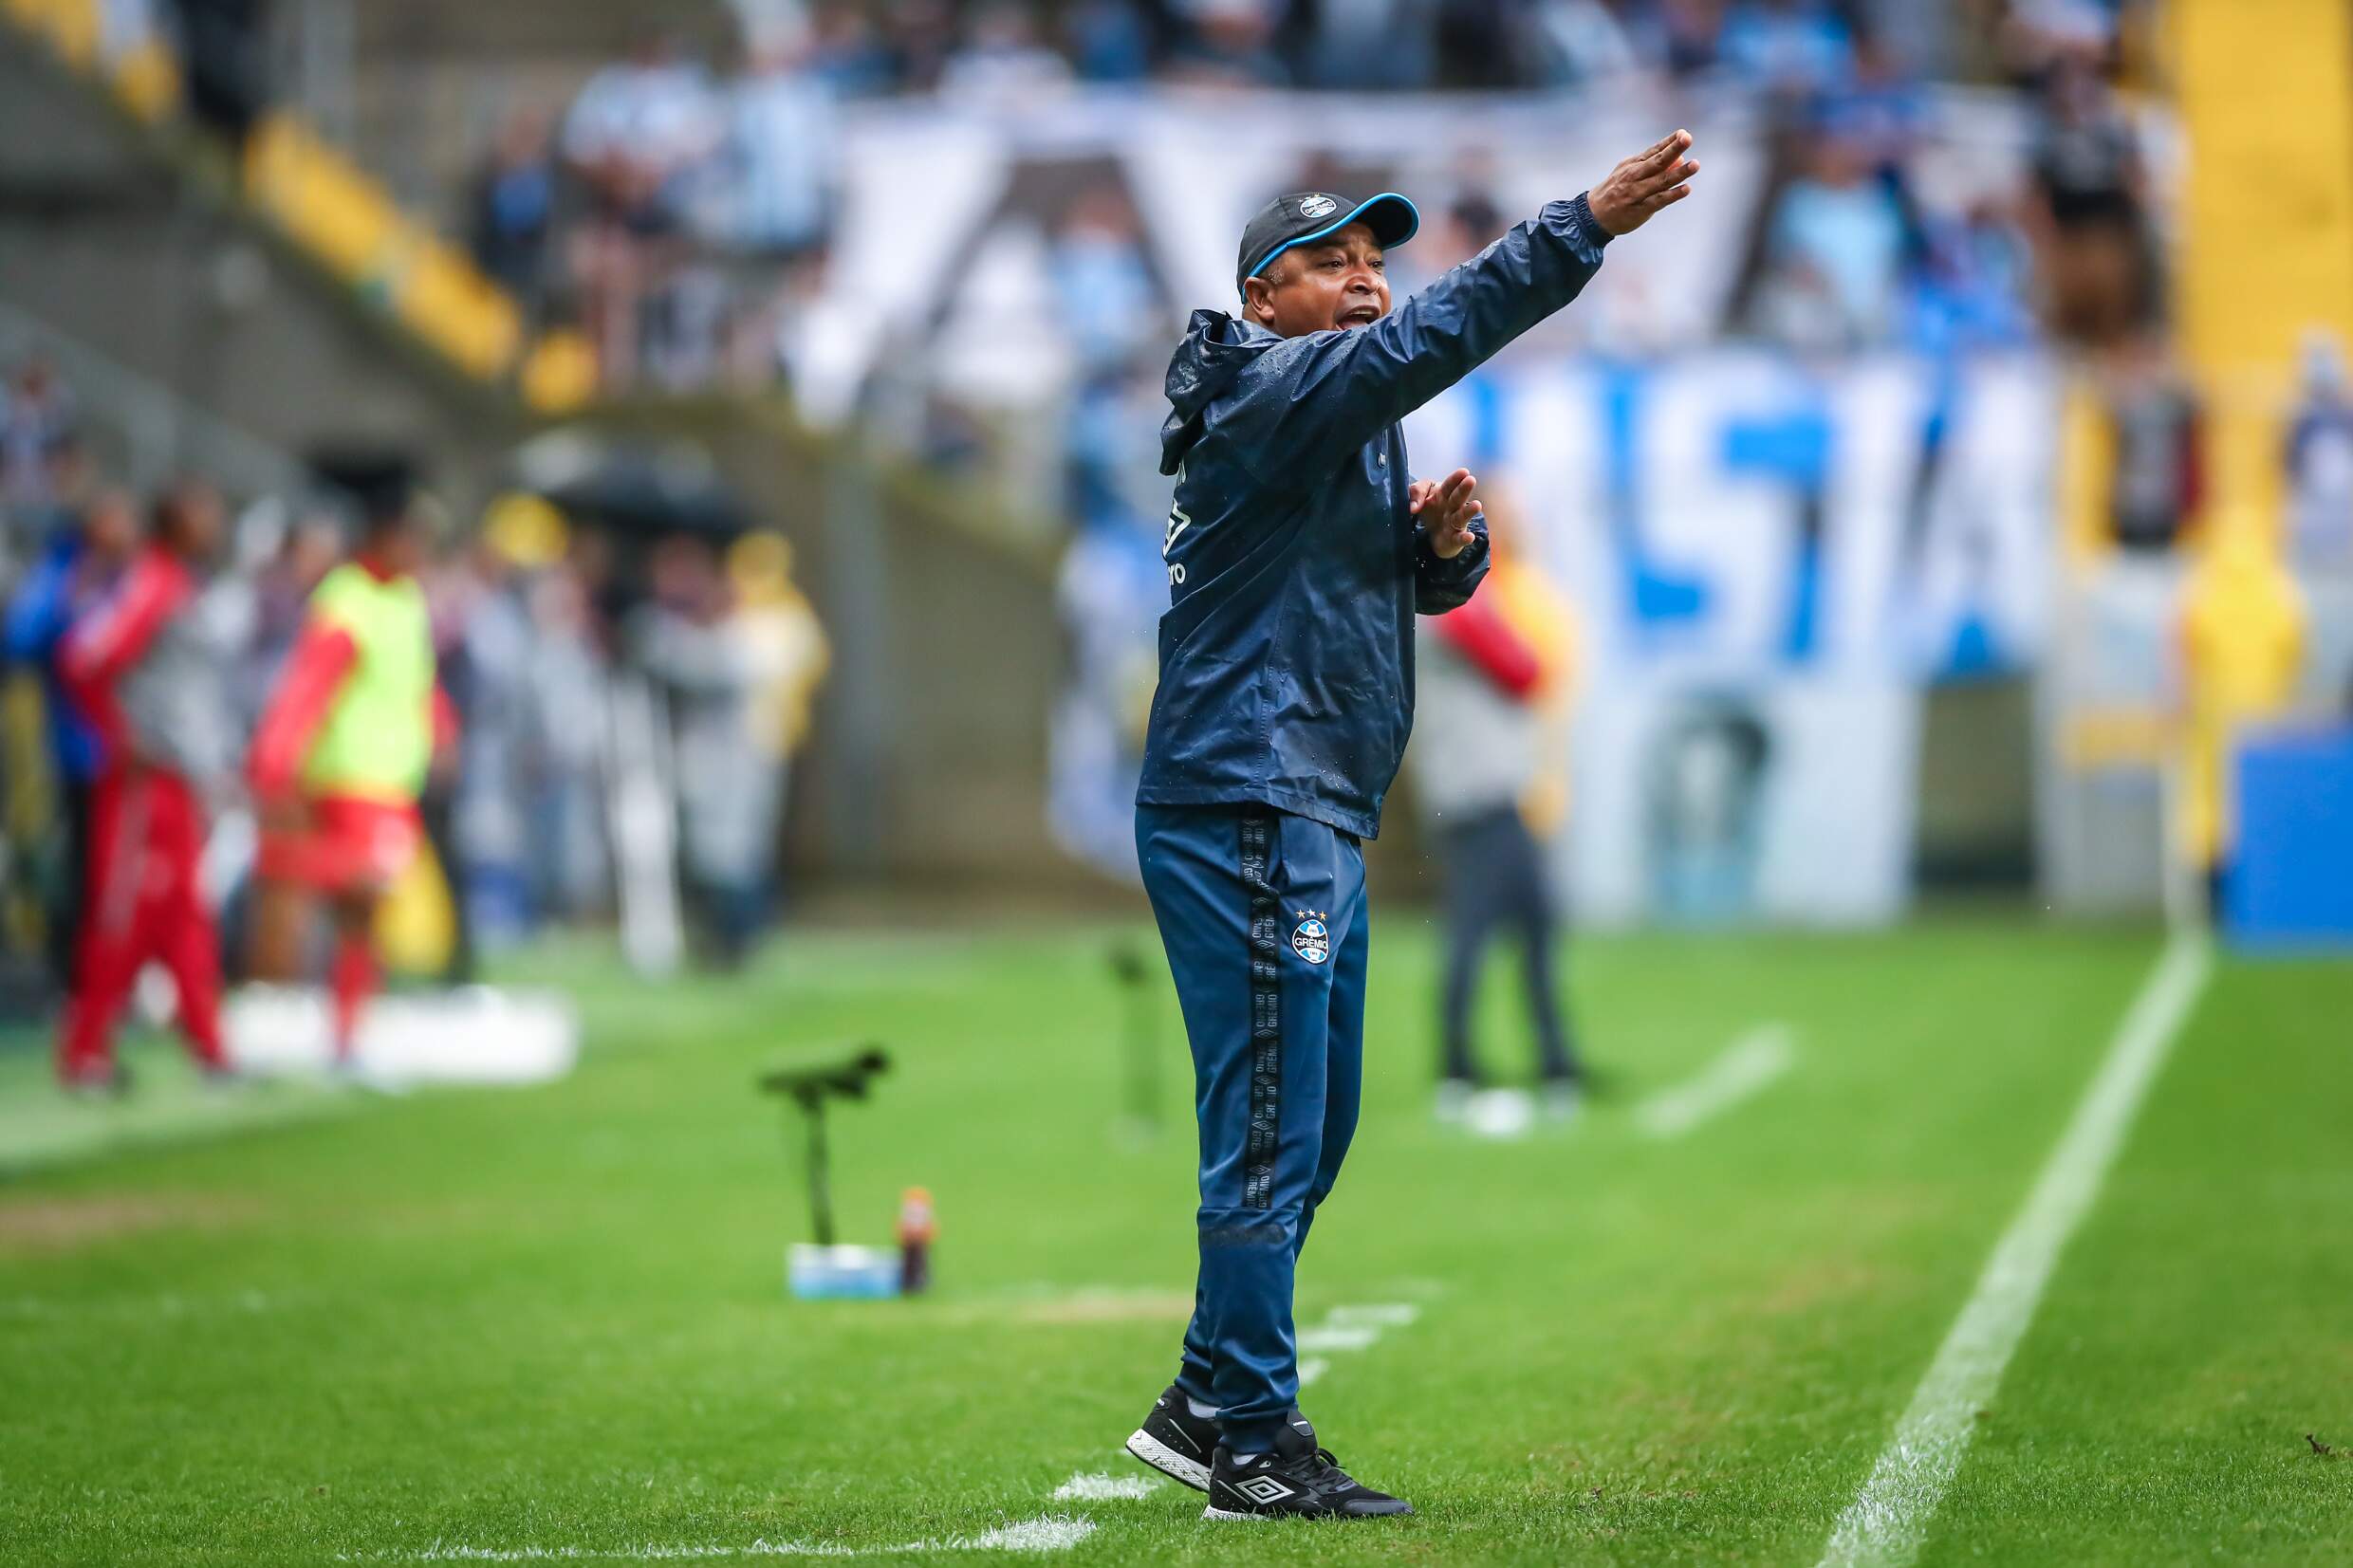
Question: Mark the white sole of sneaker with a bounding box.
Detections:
[1199,1505,1272,1522]
[1125,1429,1210,1491]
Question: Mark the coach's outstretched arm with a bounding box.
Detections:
[1265,131,1698,477]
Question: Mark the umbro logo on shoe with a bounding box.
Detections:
[1233,1475,1296,1504]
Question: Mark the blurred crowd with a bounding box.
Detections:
[445,0,2158,395]
[0,358,830,1054]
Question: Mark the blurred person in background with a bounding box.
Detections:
[1716,0,1856,93]
[2284,331,2353,571]
[441,504,557,955]
[1411,488,1587,1134]
[1751,113,1908,350]
[1051,187,1164,379]
[2176,524,2308,917]
[723,9,844,381]
[1,360,78,530]
[629,532,826,968]
[562,33,726,387]
[52,481,238,1094]
[2102,333,2200,552]
[1300,0,1439,90]
[1065,0,1158,82]
[939,1,1076,99]
[5,487,139,992]
[2026,51,2151,347]
[1520,0,1645,89]
[246,479,445,1068]
[1164,0,1291,86]
[468,108,558,311]
[164,0,270,146]
[234,512,343,730]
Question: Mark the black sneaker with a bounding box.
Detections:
[1124,1383,1219,1490]
[1201,1412,1412,1520]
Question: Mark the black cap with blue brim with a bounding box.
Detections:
[1235,191,1420,297]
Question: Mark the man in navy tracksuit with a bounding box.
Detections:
[1121,131,1700,1521]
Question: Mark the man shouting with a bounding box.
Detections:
[1124,131,1700,1521]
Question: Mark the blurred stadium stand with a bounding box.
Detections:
[1,0,2350,992]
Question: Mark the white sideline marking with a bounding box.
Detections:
[1050,1470,1159,1501]
[1815,935,2212,1568]
[1288,1301,1417,1390]
[1635,1024,1796,1138]
[341,1516,1094,1561]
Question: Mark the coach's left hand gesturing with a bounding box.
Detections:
[1410,469,1483,559]
[1586,129,1700,236]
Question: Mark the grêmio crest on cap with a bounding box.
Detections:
[1298,194,1337,219]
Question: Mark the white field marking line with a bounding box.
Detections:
[1634,1024,1796,1138]
[1050,1470,1161,1501]
[339,1516,1094,1562]
[1815,934,2213,1568]
[1289,1301,1418,1388]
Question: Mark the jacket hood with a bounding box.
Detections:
[1160,309,1281,475]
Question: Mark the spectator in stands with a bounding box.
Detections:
[1521,0,1645,89]
[940,2,1077,100]
[468,108,557,310]
[2102,334,2200,553]
[1301,0,1439,89]
[1752,118,1908,349]
[1065,0,1158,82]
[2027,52,2151,346]
[165,0,269,145]
[724,19,843,262]
[1,360,78,526]
[1048,186,1161,379]
[808,1,900,96]
[1164,0,1291,86]
[1717,0,1856,92]
[2285,331,2353,571]
[5,487,138,992]
[53,480,239,1094]
[562,33,726,387]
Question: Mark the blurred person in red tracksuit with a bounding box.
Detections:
[246,479,447,1069]
[54,480,238,1095]
[1410,487,1588,1134]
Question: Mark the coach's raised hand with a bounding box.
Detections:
[1409,469,1483,559]
[1586,129,1699,236]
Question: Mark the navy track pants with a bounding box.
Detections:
[1135,802,1368,1454]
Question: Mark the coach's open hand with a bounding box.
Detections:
[1410,469,1482,559]
[1587,129,1700,236]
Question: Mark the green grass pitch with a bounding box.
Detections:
[2,919,2349,1564]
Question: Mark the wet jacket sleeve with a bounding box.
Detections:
[1414,521,1491,615]
[1251,194,1612,479]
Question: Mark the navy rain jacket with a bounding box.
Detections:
[1138,192,1613,839]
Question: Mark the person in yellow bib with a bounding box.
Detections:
[247,492,450,1064]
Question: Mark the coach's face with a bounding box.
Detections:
[1243,222,1390,338]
